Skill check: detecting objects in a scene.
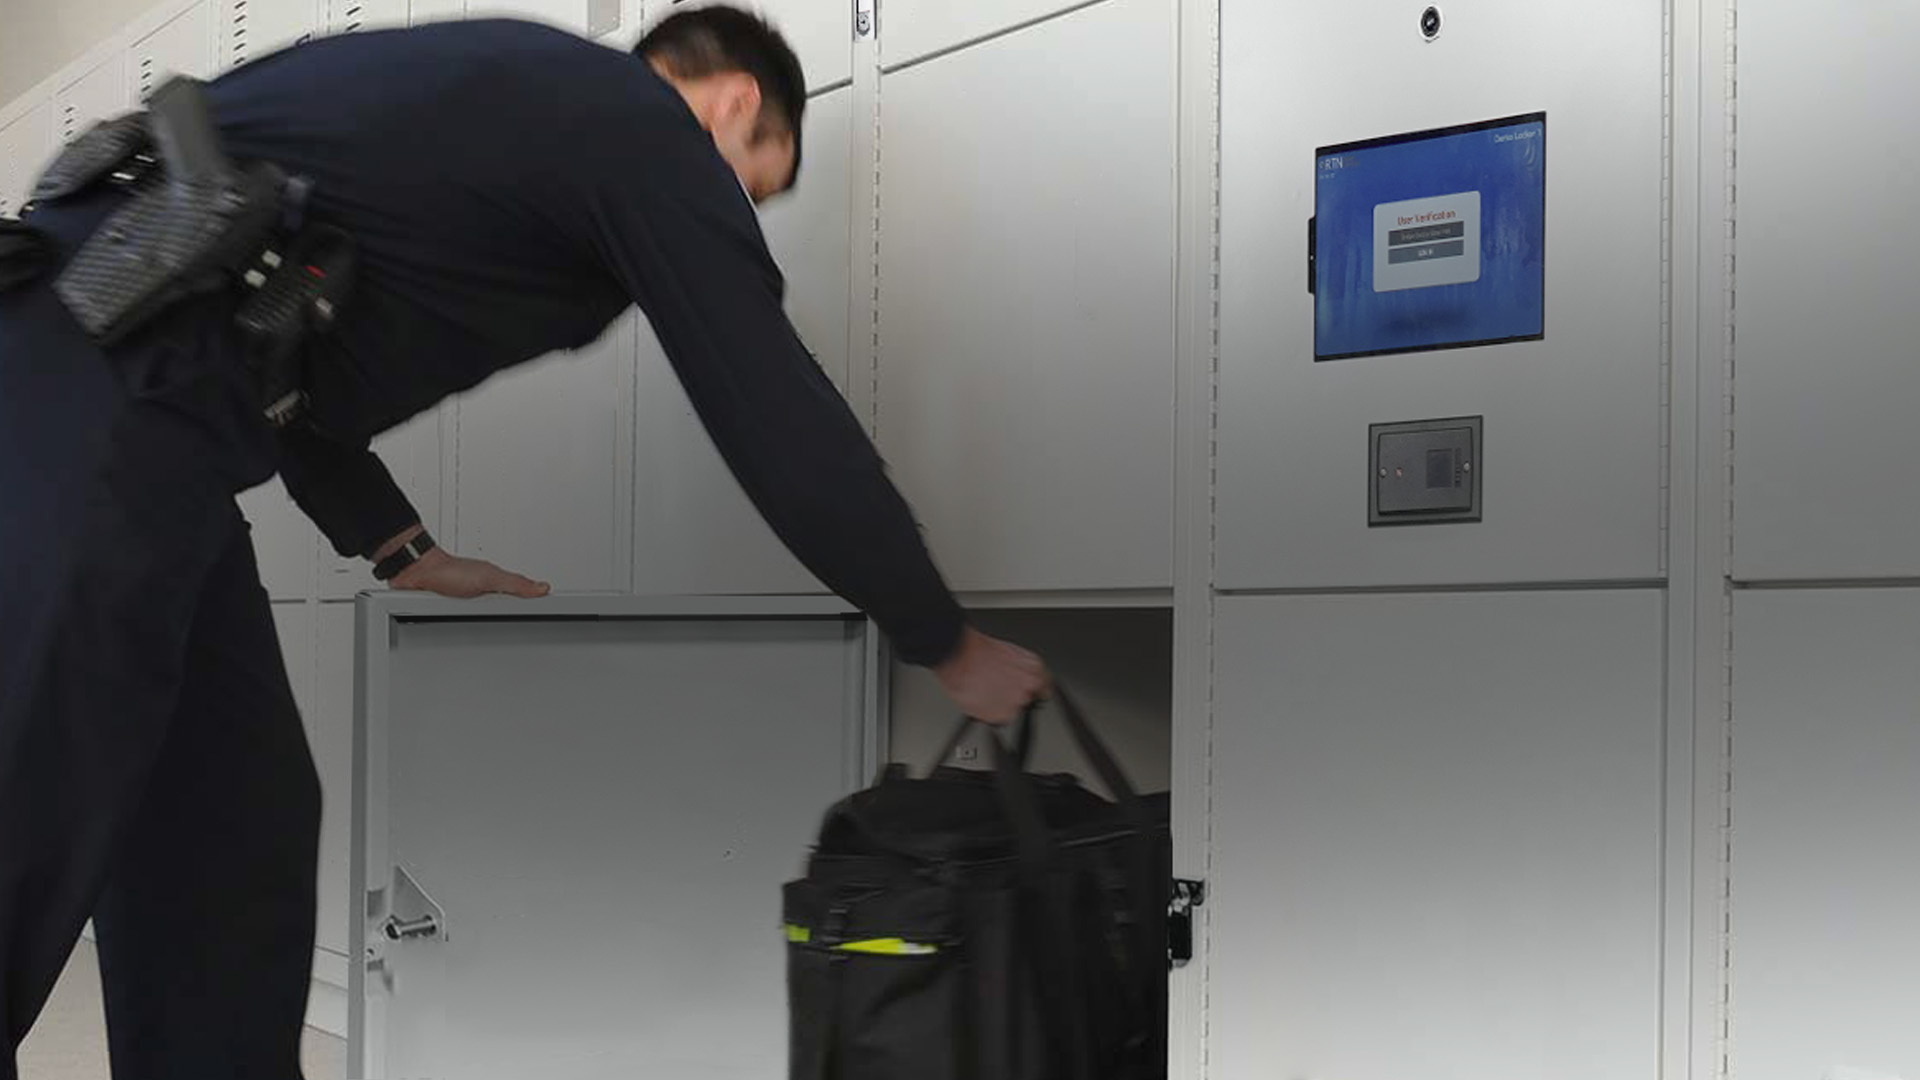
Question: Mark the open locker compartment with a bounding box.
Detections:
[348,592,880,1080]
[889,606,1174,793]
[882,604,1179,1057]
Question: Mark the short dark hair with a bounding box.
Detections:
[635,6,807,183]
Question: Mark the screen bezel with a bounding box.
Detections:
[1313,111,1548,363]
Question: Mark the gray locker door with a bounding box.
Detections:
[54,56,129,145]
[0,104,54,218]
[221,0,320,70]
[131,1,217,101]
[1211,590,1665,1079]
[875,0,1177,593]
[350,595,875,1080]
[451,313,637,594]
[1729,590,1920,1080]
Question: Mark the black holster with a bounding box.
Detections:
[28,75,354,428]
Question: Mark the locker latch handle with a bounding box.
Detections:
[383,914,442,942]
[1168,878,1207,968]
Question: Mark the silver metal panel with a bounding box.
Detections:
[452,313,636,593]
[1729,2,1920,581]
[131,1,216,101]
[0,103,53,218]
[1211,590,1665,1079]
[1729,589,1920,1080]
[350,593,872,1080]
[632,87,852,596]
[1215,0,1665,590]
[875,0,1176,592]
[879,0,1100,71]
[54,56,128,145]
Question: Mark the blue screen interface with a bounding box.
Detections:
[1314,114,1545,360]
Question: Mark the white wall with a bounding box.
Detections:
[0,0,164,101]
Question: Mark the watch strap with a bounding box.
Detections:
[372,530,436,582]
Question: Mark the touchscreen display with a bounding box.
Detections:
[1314,113,1546,361]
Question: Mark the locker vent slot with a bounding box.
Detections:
[62,104,78,143]
[345,2,364,32]
[232,0,249,66]
[139,56,157,99]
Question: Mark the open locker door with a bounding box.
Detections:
[350,593,879,1080]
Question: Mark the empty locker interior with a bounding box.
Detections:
[5,0,1918,1076]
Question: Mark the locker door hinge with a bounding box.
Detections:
[854,0,876,41]
[1168,878,1206,968]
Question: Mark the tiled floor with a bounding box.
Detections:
[18,939,346,1080]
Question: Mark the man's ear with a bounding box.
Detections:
[720,72,765,130]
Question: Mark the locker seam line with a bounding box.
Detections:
[1658,0,1675,578]
[1199,0,1222,1073]
[867,33,883,446]
[1716,4,1738,1078]
[878,0,1122,76]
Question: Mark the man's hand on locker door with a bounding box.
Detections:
[390,547,552,599]
[935,627,1051,725]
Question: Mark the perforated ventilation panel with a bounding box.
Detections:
[132,2,215,102]
[54,59,129,146]
[225,0,316,70]
[0,107,54,218]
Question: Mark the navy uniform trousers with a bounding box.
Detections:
[1,202,323,1078]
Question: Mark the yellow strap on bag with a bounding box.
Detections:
[784,924,938,956]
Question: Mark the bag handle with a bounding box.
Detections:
[929,704,1037,775]
[930,683,1146,805]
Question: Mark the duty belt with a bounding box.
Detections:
[7,75,355,428]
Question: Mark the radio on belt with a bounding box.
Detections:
[235,224,356,428]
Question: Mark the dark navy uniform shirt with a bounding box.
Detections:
[194,19,962,665]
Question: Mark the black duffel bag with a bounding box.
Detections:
[783,686,1170,1080]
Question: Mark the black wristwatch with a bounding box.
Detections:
[372,529,437,582]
